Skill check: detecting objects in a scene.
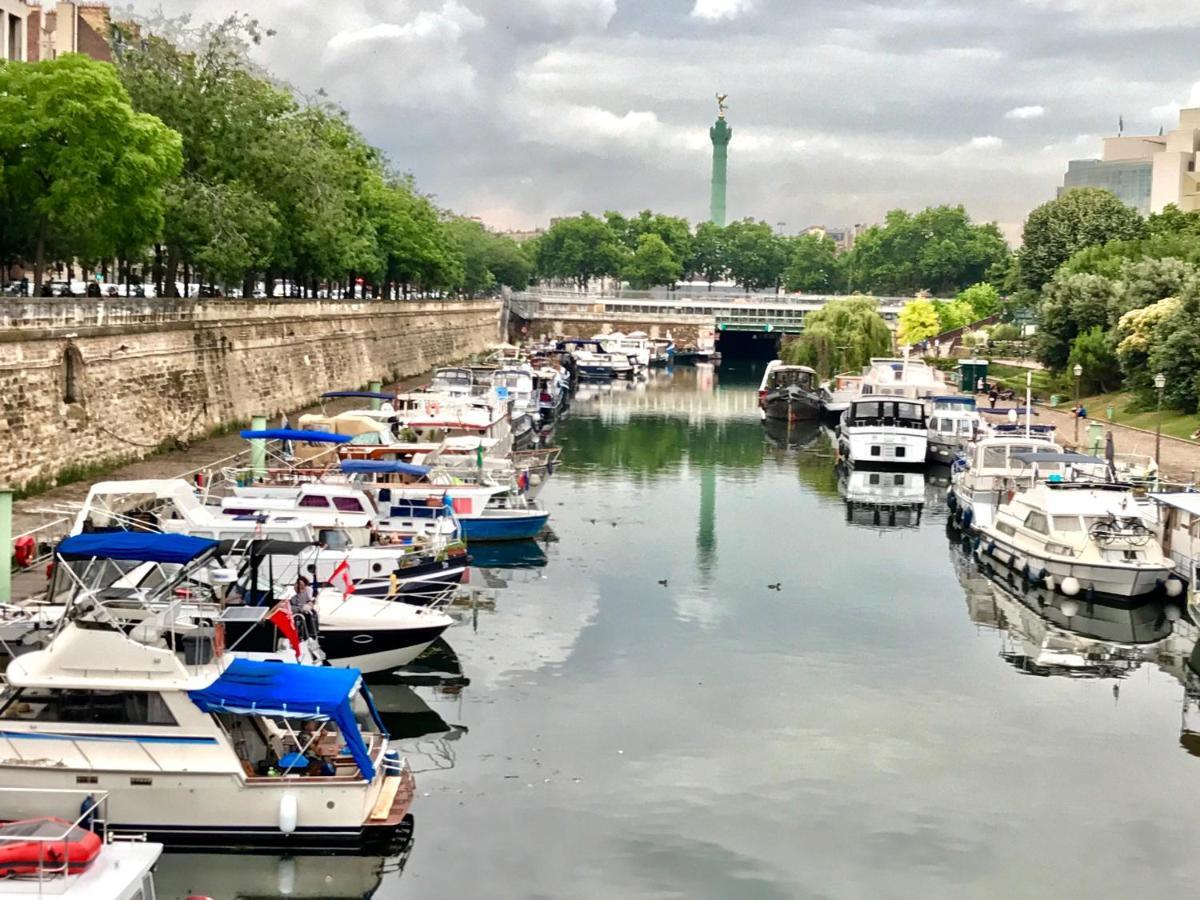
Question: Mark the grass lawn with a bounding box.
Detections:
[985,362,1199,440]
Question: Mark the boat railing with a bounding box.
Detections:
[0,787,112,886]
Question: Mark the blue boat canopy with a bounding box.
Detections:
[931,395,975,405]
[240,429,353,444]
[58,532,218,565]
[978,407,1039,416]
[188,658,383,780]
[340,460,431,477]
[321,391,395,402]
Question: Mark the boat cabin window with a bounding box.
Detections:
[0,689,177,725]
[299,495,331,509]
[332,496,368,513]
[1024,511,1050,535]
[1051,516,1083,532]
[318,528,353,550]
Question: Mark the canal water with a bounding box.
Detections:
[157,363,1200,898]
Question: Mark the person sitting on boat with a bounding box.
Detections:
[293,576,315,613]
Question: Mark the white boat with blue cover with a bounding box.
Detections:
[926,395,981,464]
[0,535,415,850]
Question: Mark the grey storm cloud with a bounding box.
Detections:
[132,0,1200,239]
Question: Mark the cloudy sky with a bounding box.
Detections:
[136,0,1200,241]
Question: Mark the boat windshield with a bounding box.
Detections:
[769,369,814,389]
[850,400,925,426]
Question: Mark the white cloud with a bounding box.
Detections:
[1005,105,1046,120]
[964,135,1004,150]
[691,0,755,22]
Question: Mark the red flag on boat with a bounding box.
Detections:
[266,599,301,658]
[330,558,355,595]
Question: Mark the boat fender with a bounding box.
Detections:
[278,793,298,834]
[1043,574,1055,591]
[80,794,97,832]
[383,749,403,776]
[1165,578,1184,598]
[1060,576,1080,597]
[961,507,973,529]
[278,857,296,895]
[946,491,957,511]
[985,540,995,556]
[1021,563,1030,583]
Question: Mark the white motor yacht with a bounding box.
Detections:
[949,438,1072,530]
[977,481,1181,598]
[927,395,982,465]
[857,357,948,400]
[837,397,928,467]
[0,549,416,849]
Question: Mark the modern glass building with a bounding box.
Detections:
[1059,158,1153,215]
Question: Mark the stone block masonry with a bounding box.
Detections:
[0,298,500,492]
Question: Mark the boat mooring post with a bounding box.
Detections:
[250,414,268,480]
[0,487,11,604]
[369,380,382,411]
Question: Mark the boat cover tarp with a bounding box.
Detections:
[188,658,381,780]
[341,460,431,477]
[1149,491,1200,515]
[239,429,353,444]
[931,395,976,405]
[1013,452,1105,464]
[320,391,395,401]
[58,532,217,565]
[978,407,1039,416]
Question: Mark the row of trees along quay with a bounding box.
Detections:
[0,14,533,300]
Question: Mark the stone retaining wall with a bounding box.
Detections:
[0,299,500,491]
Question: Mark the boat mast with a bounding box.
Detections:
[1025,371,1032,439]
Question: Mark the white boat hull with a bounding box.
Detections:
[840,427,927,466]
[980,535,1171,598]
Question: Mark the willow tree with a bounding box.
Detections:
[782,295,893,378]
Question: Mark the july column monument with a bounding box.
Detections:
[709,93,732,227]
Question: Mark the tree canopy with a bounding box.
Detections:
[782,233,841,293]
[0,54,182,286]
[1018,188,1144,291]
[781,295,893,378]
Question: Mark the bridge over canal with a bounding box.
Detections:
[505,288,909,355]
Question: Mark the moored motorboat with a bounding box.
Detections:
[758,361,820,422]
[837,397,928,467]
[976,481,1182,598]
[926,395,982,465]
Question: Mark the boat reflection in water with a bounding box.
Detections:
[761,417,821,451]
[153,836,413,899]
[962,541,1179,678]
[837,463,925,529]
[467,539,549,570]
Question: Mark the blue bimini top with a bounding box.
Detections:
[57,532,218,565]
[188,658,385,780]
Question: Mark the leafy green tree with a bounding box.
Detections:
[956,282,1000,317]
[724,219,788,291]
[1034,272,1119,369]
[989,322,1022,342]
[782,233,841,293]
[624,233,683,289]
[1067,326,1121,394]
[931,298,976,332]
[0,54,182,287]
[781,295,892,377]
[896,298,940,345]
[1018,188,1144,290]
[484,234,533,290]
[444,217,497,296]
[844,206,1009,295]
[688,221,727,288]
[535,213,626,289]
[606,210,692,271]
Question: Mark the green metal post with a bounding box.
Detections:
[709,117,732,227]
[0,489,10,604]
[250,414,267,481]
[369,380,382,412]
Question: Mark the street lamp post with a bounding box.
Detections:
[1073,363,1083,445]
[1154,373,1166,470]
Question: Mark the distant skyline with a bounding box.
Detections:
[136,0,1200,242]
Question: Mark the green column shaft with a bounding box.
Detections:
[369,380,382,412]
[0,489,11,604]
[250,414,267,479]
[709,118,732,227]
